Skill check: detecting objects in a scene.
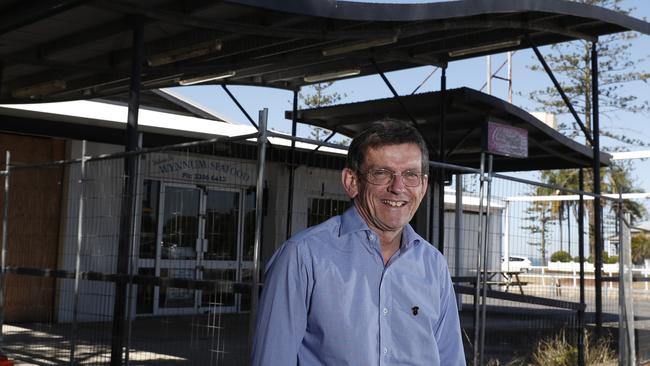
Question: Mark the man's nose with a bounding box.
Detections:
[388,173,406,193]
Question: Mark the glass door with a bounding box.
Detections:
[156,184,202,314]
[136,181,255,315]
[200,187,256,313]
[199,188,241,312]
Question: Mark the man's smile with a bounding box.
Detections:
[381,199,407,207]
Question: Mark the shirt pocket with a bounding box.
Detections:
[390,301,438,362]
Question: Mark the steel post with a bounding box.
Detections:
[70,141,87,365]
[578,168,585,366]
[437,66,446,253]
[111,15,143,366]
[454,174,462,309]
[618,206,635,365]
[286,90,298,239]
[478,154,493,366]
[249,108,269,348]
[0,152,10,352]
[472,152,487,366]
[591,42,603,339]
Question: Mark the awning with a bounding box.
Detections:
[1,0,648,103]
[287,87,610,172]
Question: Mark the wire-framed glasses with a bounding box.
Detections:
[360,168,425,187]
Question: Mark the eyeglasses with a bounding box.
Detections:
[360,168,426,187]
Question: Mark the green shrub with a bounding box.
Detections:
[550,250,572,263]
[584,252,618,264]
[573,256,582,262]
[604,255,618,264]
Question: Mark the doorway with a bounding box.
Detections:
[137,181,255,315]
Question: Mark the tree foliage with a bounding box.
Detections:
[631,232,650,265]
[528,0,650,148]
[525,0,649,256]
[298,82,347,142]
[522,185,556,265]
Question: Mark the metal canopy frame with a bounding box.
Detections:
[0,0,648,103]
[0,0,647,365]
[287,87,611,172]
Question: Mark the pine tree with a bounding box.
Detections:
[298,82,346,142]
[521,185,556,265]
[525,0,649,256]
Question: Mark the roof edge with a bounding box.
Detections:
[226,0,650,35]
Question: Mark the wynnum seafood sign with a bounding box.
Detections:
[145,153,255,184]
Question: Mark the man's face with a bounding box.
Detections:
[342,143,428,235]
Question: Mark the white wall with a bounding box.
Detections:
[57,140,123,322]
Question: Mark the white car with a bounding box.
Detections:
[501,255,532,273]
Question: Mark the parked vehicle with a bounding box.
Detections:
[501,255,532,272]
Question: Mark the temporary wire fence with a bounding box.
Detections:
[0,133,261,366]
[0,128,644,365]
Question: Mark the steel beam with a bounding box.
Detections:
[526,35,594,147]
[221,85,259,130]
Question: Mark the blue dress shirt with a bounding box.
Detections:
[252,207,466,366]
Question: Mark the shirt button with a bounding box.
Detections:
[368,234,375,240]
[383,347,388,354]
[382,308,389,315]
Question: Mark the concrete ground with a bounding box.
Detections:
[2,314,251,366]
[2,286,649,365]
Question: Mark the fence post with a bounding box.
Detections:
[573,268,577,288]
[69,141,87,365]
[472,153,486,366]
[609,272,613,289]
[0,152,10,352]
[454,174,462,310]
[249,108,268,349]
[618,204,636,366]
[577,168,586,366]
[473,152,493,366]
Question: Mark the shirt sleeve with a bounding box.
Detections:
[434,261,467,365]
[251,240,310,366]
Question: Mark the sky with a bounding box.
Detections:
[171,0,650,219]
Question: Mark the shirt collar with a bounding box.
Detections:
[339,206,422,250]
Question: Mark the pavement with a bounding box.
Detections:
[1,285,649,365]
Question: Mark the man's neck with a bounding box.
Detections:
[379,231,402,266]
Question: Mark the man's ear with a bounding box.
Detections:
[342,168,359,199]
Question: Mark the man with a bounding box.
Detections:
[252,120,466,365]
